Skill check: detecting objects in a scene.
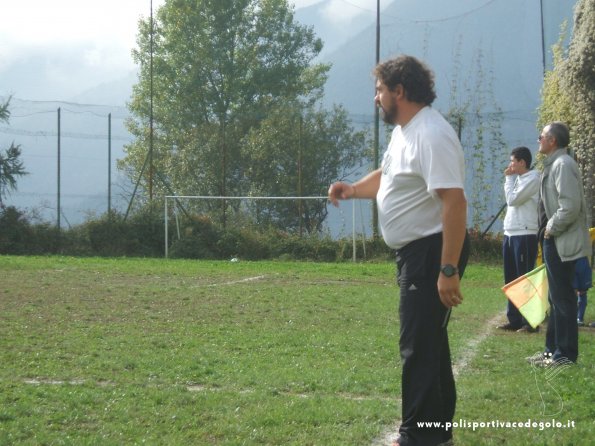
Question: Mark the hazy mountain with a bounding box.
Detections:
[321,0,574,116]
[71,70,138,106]
[294,0,377,57]
[0,45,134,104]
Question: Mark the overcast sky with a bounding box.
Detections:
[0,0,384,64]
[0,0,389,101]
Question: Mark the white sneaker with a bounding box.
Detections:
[526,351,553,366]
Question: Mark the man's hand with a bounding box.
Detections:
[328,169,381,206]
[437,274,463,308]
[327,182,355,207]
[435,188,467,308]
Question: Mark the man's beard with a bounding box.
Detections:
[380,101,397,125]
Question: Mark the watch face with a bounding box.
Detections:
[441,265,457,277]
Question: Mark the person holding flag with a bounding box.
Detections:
[498,146,540,333]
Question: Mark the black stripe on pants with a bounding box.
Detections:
[396,231,470,446]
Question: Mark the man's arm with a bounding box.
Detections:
[436,187,467,308]
[505,173,539,207]
[328,169,382,207]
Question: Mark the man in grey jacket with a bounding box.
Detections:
[535,122,591,364]
[498,146,540,333]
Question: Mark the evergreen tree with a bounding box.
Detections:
[0,98,28,206]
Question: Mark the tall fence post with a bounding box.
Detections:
[352,200,357,262]
[108,113,112,215]
[57,107,61,230]
[164,196,169,258]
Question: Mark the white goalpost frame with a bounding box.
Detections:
[163,195,362,261]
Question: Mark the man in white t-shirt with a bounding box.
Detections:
[328,55,469,446]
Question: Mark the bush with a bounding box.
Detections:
[77,209,165,257]
[126,209,165,257]
[0,206,34,254]
[231,228,271,260]
[0,205,505,263]
[468,228,502,263]
[169,215,221,259]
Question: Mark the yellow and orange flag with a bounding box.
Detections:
[502,264,549,329]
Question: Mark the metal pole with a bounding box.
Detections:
[352,200,356,262]
[221,119,227,228]
[124,150,150,221]
[481,203,506,239]
[108,112,112,215]
[539,0,546,76]
[457,116,463,140]
[149,0,154,201]
[372,0,380,238]
[298,114,303,236]
[164,196,168,258]
[57,107,61,230]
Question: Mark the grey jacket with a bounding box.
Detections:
[540,148,591,262]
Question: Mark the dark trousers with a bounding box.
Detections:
[543,238,578,362]
[396,232,470,446]
[503,234,538,327]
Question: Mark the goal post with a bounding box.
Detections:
[163,195,367,261]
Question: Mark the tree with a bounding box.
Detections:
[562,0,595,226]
[121,0,331,226]
[537,24,575,129]
[539,1,595,226]
[242,102,369,233]
[0,98,27,207]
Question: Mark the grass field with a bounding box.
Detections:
[0,255,593,445]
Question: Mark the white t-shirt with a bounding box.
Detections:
[376,106,465,249]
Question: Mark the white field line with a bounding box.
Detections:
[23,378,85,385]
[20,379,392,404]
[186,385,395,402]
[205,275,268,287]
[371,313,504,446]
[23,378,114,387]
[451,313,503,377]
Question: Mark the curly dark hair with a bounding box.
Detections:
[373,55,436,105]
